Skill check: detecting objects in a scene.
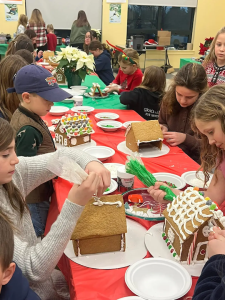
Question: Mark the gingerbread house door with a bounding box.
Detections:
[193,241,208,262]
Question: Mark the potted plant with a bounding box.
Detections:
[56,46,95,88]
[199,37,214,55]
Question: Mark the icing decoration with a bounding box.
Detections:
[125,154,176,201]
[168,228,175,243]
[93,197,122,207]
[202,225,210,237]
[162,232,178,259]
[71,138,77,146]
[120,234,125,251]
[167,188,214,240]
[83,136,89,143]
[187,230,198,265]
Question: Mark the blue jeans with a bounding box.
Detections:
[28,200,50,237]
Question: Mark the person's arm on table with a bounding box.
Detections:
[120,89,139,105]
[16,148,110,198]
[204,169,225,206]
[147,182,181,204]
[14,172,100,282]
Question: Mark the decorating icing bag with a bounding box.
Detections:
[125,153,176,202]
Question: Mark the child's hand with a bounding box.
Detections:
[85,162,111,197]
[208,227,225,241]
[160,125,168,133]
[67,172,100,206]
[148,182,171,204]
[107,86,119,93]
[163,132,186,146]
[208,229,225,257]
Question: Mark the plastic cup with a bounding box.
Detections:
[73,96,83,106]
[117,166,135,193]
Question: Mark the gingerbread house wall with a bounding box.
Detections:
[55,126,91,147]
[126,128,139,152]
[72,234,125,256]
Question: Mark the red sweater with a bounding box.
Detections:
[47,33,57,51]
[113,68,143,94]
[204,62,225,87]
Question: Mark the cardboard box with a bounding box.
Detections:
[157,31,171,46]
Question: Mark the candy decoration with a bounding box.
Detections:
[210,203,217,210]
[200,249,206,255]
[187,230,198,265]
[193,187,199,191]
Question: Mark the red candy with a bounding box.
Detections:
[163,236,167,240]
[167,242,170,246]
[128,194,143,203]
[170,249,174,253]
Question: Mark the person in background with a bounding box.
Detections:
[90,29,99,41]
[27,9,47,52]
[16,14,28,35]
[0,55,28,121]
[192,226,225,300]
[15,49,34,64]
[89,41,114,85]
[0,214,40,300]
[83,31,93,54]
[5,34,33,56]
[70,10,91,49]
[120,66,166,120]
[24,29,37,47]
[9,65,72,238]
[46,24,57,51]
[106,48,143,94]
[0,117,110,299]
[158,63,208,163]
[203,27,225,87]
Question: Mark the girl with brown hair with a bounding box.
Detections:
[16,14,28,35]
[27,9,47,52]
[0,117,110,299]
[5,34,33,56]
[158,63,208,163]
[89,40,114,85]
[203,27,225,87]
[70,10,91,49]
[120,66,166,120]
[0,55,28,121]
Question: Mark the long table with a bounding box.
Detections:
[180,58,201,68]
[57,75,127,110]
[44,109,200,300]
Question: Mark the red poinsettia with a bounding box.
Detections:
[199,37,214,55]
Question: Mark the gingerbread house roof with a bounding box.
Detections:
[71,195,127,240]
[130,120,163,143]
[163,187,225,241]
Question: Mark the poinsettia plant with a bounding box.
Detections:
[199,37,214,55]
[56,46,95,80]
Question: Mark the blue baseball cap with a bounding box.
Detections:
[7,64,72,102]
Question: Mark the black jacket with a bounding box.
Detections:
[94,50,114,85]
[193,254,225,300]
[120,88,161,120]
[0,263,40,300]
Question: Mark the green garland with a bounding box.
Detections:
[125,157,176,202]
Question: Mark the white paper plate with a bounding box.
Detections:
[153,173,186,190]
[123,121,141,128]
[83,146,115,161]
[54,138,96,151]
[104,163,124,178]
[181,171,213,189]
[70,85,87,90]
[117,141,170,158]
[71,106,95,114]
[145,223,205,276]
[125,257,192,300]
[95,112,119,120]
[61,88,85,96]
[64,218,147,269]
[118,297,144,300]
[61,98,74,104]
[38,62,49,66]
[104,179,118,194]
[97,120,123,132]
[49,106,70,116]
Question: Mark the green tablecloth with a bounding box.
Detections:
[55,44,66,52]
[0,44,8,57]
[55,75,126,110]
[180,58,201,68]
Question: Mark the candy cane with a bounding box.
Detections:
[187,230,198,265]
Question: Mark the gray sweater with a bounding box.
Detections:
[70,22,91,44]
[1,148,98,300]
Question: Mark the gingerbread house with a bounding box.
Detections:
[54,113,94,147]
[162,187,225,264]
[89,83,107,97]
[71,195,127,256]
[125,120,163,153]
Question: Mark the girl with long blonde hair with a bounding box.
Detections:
[27,9,47,51]
[203,26,225,87]
[16,14,28,35]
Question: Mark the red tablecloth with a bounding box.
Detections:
[44,109,200,300]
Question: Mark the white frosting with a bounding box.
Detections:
[137,138,163,146]
[192,241,208,263]
[168,228,175,243]
[202,225,210,237]
[59,125,64,133]
[167,187,213,240]
[93,198,122,207]
[83,136,89,142]
[120,234,125,251]
[71,137,77,145]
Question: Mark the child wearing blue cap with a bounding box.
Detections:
[9,64,72,237]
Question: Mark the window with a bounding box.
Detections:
[127,5,195,46]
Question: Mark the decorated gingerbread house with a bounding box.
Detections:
[54,113,94,147]
[162,187,225,264]
[89,83,107,97]
[125,120,163,153]
[71,195,127,256]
